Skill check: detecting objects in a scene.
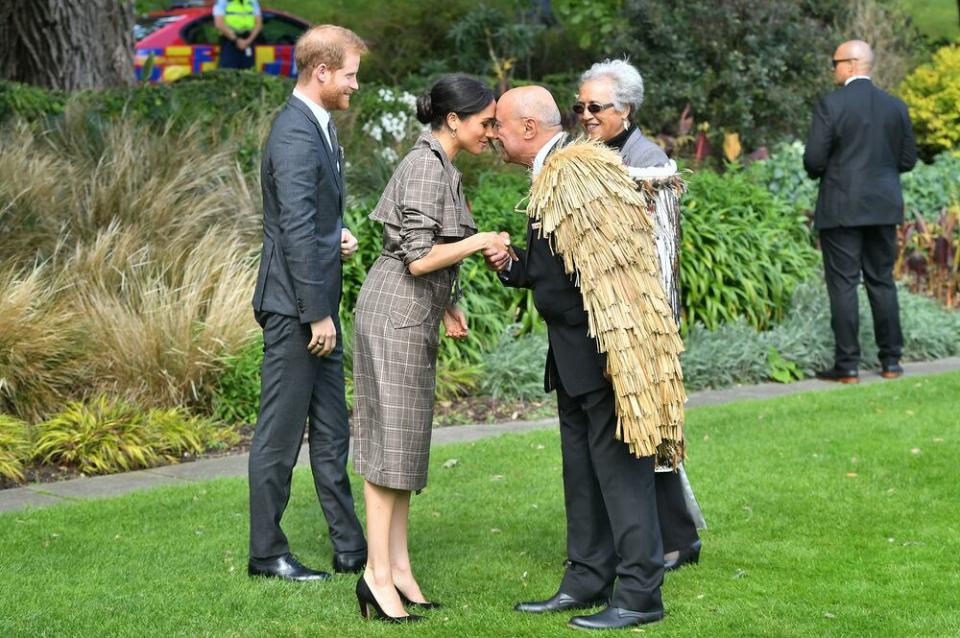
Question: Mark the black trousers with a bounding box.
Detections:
[556,381,664,612]
[219,34,254,70]
[248,311,366,560]
[656,470,700,554]
[820,225,903,369]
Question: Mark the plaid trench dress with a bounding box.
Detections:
[352,134,476,491]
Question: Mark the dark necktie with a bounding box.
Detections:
[327,118,340,172]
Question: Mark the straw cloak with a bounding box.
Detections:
[526,139,687,467]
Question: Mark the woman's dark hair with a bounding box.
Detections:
[415,74,495,130]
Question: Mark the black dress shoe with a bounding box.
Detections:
[815,367,859,384]
[568,605,664,630]
[664,539,701,572]
[880,362,904,379]
[514,591,605,614]
[333,552,366,574]
[247,554,331,582]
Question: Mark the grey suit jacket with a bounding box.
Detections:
[620,128,669,169]
[253,97,345,324]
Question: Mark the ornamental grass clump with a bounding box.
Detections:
[0,414,31,483]
[33,397,238,476]
[0,266,87,421]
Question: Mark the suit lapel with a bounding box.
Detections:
[287,98,343,197]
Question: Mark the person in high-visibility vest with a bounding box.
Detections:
[213,0,263,69]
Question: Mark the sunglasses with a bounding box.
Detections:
[831,57,857,69]
[572,102,615,115]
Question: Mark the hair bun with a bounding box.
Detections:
[415,94,433,124]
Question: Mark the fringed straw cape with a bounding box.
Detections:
[528,139,687,466]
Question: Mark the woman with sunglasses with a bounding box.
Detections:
[576,59,705,573]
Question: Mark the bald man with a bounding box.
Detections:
[491,86,666,631]
[804,41,917,383]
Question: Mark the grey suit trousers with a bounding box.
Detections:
[248,311,366,560]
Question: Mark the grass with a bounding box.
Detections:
[2,372,959,637]
[900,0,960,42]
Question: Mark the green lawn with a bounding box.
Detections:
[900,0,960,42]
[2,373,959,637]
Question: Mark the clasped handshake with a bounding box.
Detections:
[480,230,514,273]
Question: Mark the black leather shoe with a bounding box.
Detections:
[333,552,366,574]
[248,554,331,582]
[664,539,701,572]
[815,367,859,384]
[880,362,904,379]
[568,605,664,630]
[514,591,605,614]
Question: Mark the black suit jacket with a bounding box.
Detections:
[803,78,917,230]
[501,135,608,397]
[253,98,345,323]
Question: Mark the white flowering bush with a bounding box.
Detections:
[353,85,423,164]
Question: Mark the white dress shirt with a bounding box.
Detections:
[845,75,871,86]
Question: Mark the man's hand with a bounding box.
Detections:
[341,228,358,261]
[442,306,468,340]
[308,316,337,357]
[482,231,513,272]
[236,36,250,50]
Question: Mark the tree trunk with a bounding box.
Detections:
[0,0,135,90]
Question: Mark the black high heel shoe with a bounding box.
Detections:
[356,577,425,623]
[396,586,443,610]
[664,539,702,572]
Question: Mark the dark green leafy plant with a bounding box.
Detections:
[34,397,237,475]
[680,169,820,331]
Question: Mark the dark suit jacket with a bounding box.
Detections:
[253,97,345,323]
[803,78,917,230]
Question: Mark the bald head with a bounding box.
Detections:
[495,86,563,167]
[833,40,874,84]
[498,86,562,127]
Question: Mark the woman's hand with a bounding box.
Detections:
[442,306,469,340]
[480,231,511,271]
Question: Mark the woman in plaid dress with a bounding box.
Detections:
[352,75,508,622]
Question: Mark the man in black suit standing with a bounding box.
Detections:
[248,25,368,581]
[489,86,665,631]
[804,40,917,384]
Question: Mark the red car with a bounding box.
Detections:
[134,3,308,82]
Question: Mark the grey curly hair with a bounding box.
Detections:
[579,59,645,113]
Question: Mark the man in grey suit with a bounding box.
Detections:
[803,40,917,384]
[248,24,368,581]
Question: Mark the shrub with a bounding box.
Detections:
[211,337,264,427]
[33,396,238,475]
[33,396,160,474]
[680,170,820,331]
[610,0,845,152]
[0,414,31,483]
[746,142,960,224]
[901,152,960,221]
[682,279,960,390]
[900,44,960,159]
[478,325,548,401]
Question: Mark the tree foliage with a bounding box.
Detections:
[605,0,847,150]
